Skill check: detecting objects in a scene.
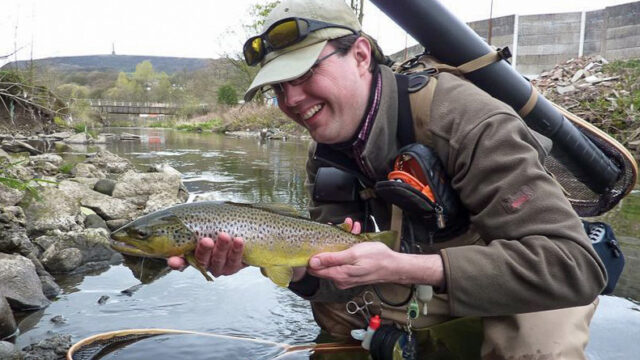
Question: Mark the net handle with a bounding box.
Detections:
[67,328,365,360]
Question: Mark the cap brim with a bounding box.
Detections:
[243,40,327,102]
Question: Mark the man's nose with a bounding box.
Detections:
[281,82,306,107]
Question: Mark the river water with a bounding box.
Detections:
[14,127,640,359]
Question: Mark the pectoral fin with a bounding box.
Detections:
[185,252,214,282]
[263,266,293,287]
[362,230,397,248]
[337,221,353,233]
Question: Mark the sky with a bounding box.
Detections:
[0,0,636,67]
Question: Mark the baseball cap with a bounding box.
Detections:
[243,0,362,102]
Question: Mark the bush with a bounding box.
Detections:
[217,85,238,106]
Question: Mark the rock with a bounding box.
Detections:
[21,334,72,360]
[85,150,133,174]
[93,178,117,196]
[70,177,101,188]
[43,131,74,140]
[119,132,141,140]
[39,275,61,299]
[22,187,82,236]
[72,163,106,179]
[0,341,20,360]
[0,253,50,310]
[93,134,109,144]
[32,161,59,176]
[0,224,31,255]
[1,206,25,226]
[38,228,114,269]
[570,69,585,83]
[58,180,138,221]
[84,213,109,231]
[107,219,129,230]
[556,85,576,95]
[50,315,66,324]
[63,133,92,144]
[0,295,17,340]
[112,170,183,207]
[97,295,109,305]
[41,246,83,273]
[29,154,63,167]
[0,184,24,207]
[0,148,10,161]
[150,163,182,177]
[1,140,42,155]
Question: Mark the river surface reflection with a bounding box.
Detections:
[14,127,640,359]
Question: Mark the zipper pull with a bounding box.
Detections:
[435,205,446,229]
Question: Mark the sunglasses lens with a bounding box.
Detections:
[267,19,300,49]
[244,37,263,65]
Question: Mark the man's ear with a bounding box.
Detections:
[352,36,372,74]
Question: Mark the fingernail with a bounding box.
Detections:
[309,257,320,268]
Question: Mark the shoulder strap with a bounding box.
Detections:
[395,73,415,147]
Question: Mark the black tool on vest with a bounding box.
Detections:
[582,220,625,295]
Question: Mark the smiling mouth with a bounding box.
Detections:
[301,104,323,121]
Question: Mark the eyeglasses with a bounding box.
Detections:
[267,48,341,97]
[243,17,357,66]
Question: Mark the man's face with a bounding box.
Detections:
[275,39,373,144]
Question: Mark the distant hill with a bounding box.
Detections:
[1,54,220,74]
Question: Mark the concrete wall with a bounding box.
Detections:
[390,1,640,75]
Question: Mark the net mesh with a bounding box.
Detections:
[544,112,637,217]
[70,333,158,360]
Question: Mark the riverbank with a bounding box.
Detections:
[0,131,189,357]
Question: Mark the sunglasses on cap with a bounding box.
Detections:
[243,17,357,66]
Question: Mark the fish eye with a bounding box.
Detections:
[132,228,151,239]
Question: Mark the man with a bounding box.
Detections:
[169,0,607,358]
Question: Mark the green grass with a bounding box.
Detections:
[59,162,75,174]
[175,119,222,132]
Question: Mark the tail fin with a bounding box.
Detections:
[362,230,397,248]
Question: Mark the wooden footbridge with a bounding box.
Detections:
[86,99,209,115]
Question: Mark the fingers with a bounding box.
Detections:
[167,256,187,270]
[309,249,356,270]
[194,237,215,269]
[175,233,245,277]
[343,217,361,234]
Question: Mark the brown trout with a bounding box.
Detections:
[110,201,396,286]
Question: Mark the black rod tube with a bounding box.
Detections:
[371,0,620,194]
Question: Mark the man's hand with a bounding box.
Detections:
[167,232,246,277]
[308,240,446,290]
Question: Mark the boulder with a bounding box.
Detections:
[70,177,101,188]
[39,275,61,299]
[43,131,74,141]
[0,253,50,310]
[0,224,35,257]
[29,154,63,167]
[0,148,10,161]
[0,184,24,207]
[58,181,138,220]
[63,133,92,144]
[39,228,114,273]
[93,178,116,196]
[85,150,133,174]
[0,295,17,340]
[41,246,83,273]
[72,163,106,179]
[1,140,42,155]
[22,187,82,236]
[107,219,129,231]
[84,214,109,231]
[112,170,182,207]
[0,206,26,226]
[0,341,20,360]
[21,334,72,360]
